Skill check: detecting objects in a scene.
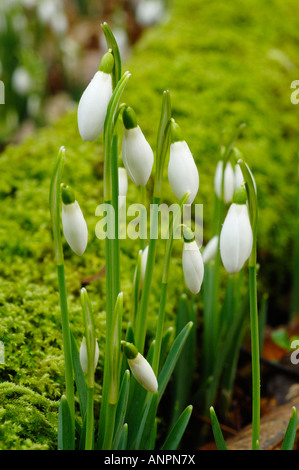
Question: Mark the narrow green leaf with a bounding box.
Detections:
[172,296,194,425]
[49,146,65,265]
[112,370,130,449]
[158,322,193,401]
[209,407,227,450]
[162,405,193,450]
[134,393,159,450]
[58,395,75,450]
[115,424,128,450]
[155,90,171,197]
[70,330,87,420]
[281,407,298,450]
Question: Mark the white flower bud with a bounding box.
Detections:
[168,140,199,204]
[62,200,88,256]
[77,68,112,142]
[214,160,235,204]
[202,235,219,264]
[129,353,158,393]
[79,336,100,375]
[220,203,253,274]
[122,125,154,186]
[182,240,204,294]
[123,342,158,393]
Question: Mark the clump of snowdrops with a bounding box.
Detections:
[50,24,297,450]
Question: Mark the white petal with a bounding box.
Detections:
[220,203,253,273]
[214,161,235,204]
[79,337,100,375]
[122,126,154,186]
[202,235,219,264]
[128,353,158,393]
[182,241,204,294]
[168,141,199,204]
[77,71,112,142]
[62,201,88,256]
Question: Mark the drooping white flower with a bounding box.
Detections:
[168,121,199,204]
[77,52,114,142]
[214,160,235,204]
[61,185,88,256]
[123,342,158,393]
[121,106,154,186]
[118,167,128,209]
[220,200,253,274]
[79,336,100,376]
[182,238,204,294]
[202,235,219,264]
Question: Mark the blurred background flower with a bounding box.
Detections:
[0,0,167,145]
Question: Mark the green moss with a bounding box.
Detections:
[0,0,298,449]
[0,383,58,450]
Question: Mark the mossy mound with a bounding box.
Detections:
[0,383,58,450]
[0,0,298,449]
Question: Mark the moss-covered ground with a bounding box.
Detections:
[0,0,298,449]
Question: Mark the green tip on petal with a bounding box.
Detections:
[183,225,195,243]
[233,185,247,205]
[122,341,138,360]
[99,51,114,74]
[61,184,75,205]
[170,119,183,143]
[122,106,138,130]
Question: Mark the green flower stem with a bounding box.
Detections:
[152,193,190,376]
[111,134,120,303]
[248,264,260,450]
[134,91,171,354]
[85,386,94,450]
[49,148,75,443]
[98,71,130,450]
[238,158,260,450]
[134,196,160,353]
[57,264,75,433]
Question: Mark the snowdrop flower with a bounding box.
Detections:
[77,51,114,142]
[135,0,165,27]
[220,187,253,274]
[61,185,88,256]
[202,235,219,264]
[121,106,154,186]
[12,67,32,96]
[182,228,204,294]
[79,336,99,375]
[214,160,235,204]
[122,341,158,393]
[168,121,199,204]
[118,167,128,209]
